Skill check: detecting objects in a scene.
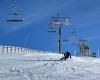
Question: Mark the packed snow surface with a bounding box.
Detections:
[0,52,100,80]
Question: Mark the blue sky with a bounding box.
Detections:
[0,0,100,55]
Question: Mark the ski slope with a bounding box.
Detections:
[0,52,100,80]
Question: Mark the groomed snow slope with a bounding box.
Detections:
[0,52,100,80]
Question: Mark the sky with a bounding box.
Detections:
[0,0,100,55]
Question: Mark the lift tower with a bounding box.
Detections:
[49,14,70,53]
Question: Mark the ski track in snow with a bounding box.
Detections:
[0,53,100,80]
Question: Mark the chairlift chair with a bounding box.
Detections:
[6,6,24,23]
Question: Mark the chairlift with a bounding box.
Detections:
[63,39,69,42]
[48,30,56,33]
[69,31,77,37]
[65,17,70,25]
[6,6,24,23]
[71,40,79,45]
[48,27,56,33]
[48,23,57,33]
[7,19,23,22]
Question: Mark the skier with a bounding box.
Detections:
[60,51,71,60]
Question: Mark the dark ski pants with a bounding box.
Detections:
[60,56,69,60]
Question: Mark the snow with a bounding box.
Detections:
[0,52,100,80]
